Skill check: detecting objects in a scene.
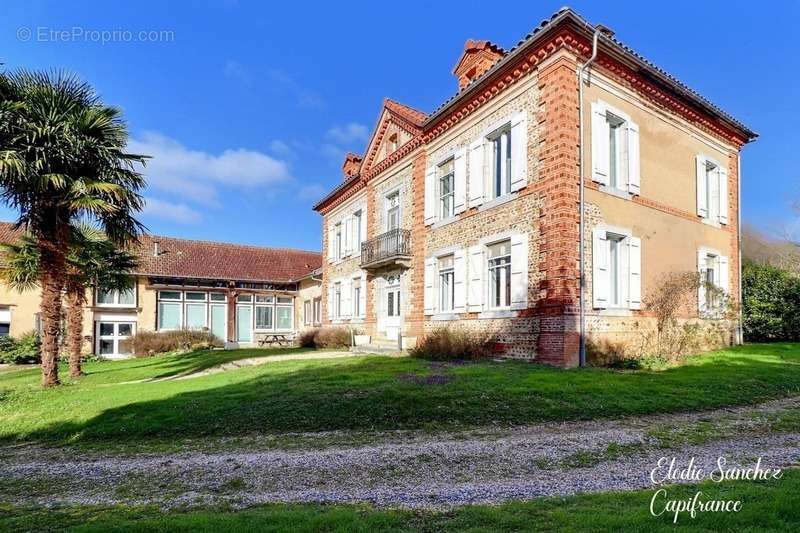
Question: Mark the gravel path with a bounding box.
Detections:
[2,397,799,509]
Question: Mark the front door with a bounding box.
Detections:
[210,304,226,341]
[96,321,135,358]
[236,305,252,343]
[381,273,402,341]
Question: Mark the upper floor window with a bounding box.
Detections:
[487,240,511,309]
[386,192,400,231]
[438,158,455,219]
[438,254,454,312]
[353,210,362,252]
[96,287,135,307]
[696,155,728,225]
[334,222,342,260]
[591,101,640,196]
[489,126,512,200]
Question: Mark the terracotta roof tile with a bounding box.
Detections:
[0,222,321,283]
[383,98,427,127]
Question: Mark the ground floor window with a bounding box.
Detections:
[303,300,312,326]
[236,293,295,341]
[97,321,134,356]
[0,307,10,336]
[438,255,454,312]
[157,290,227,332]
[313,297,322,326]
[487,240,511,309]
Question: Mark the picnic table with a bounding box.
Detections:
[258,334,292,347]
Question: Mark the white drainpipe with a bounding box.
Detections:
[577,29,601,367]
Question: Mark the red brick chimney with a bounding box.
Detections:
[453,39,506,91]
[342,152,362,180]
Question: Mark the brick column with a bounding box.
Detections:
[364,183,377,335]
[727,150,742,344]
[534,51,581,367]
[406,151,428,339]
[320,216,330,326]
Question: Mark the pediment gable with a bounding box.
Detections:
[361,99,426,172]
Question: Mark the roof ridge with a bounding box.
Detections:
[143,233,321,256]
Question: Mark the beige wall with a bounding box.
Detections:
[0,284,42,337]
[296,276,322,330]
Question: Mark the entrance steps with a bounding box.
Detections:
[351,335,404,354]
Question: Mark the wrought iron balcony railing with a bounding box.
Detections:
[360,228,411,268]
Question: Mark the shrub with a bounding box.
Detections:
[409,327,494,361]
[743,260,800,342]
[296,328,318,348]
[0,331,41,364]
[126,329,223,357]
[312,327,352,349]
[586,337,640,369]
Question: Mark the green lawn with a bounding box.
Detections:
[1,343,799,449]
[3,469,798,532]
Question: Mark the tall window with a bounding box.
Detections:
[438,255,454,312]
[334,223,342,260]
[255,295,274,330]
[352,277,361,317]
[96,286,135,307]
[386,192,400,231]
[703,160,720,221]
[353,210,362,251]
[606,112,627,191]
[334,282,342,318]
[487,240,511,309]
[490,126,512,200]
[607,236,624,307]
[303,300,312,326]
[703,253,719,310]
[313,297,322,326]
[438,158,454,219]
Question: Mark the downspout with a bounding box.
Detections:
[577,29,601,367]
[737,152,743,344]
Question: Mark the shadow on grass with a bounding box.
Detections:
[4,343,799,447]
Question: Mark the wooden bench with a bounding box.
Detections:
[257,334,292,347]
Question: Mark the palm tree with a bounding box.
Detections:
[0,70,146,386]
[0,225,138,377]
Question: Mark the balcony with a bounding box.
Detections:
[360,228,412,270]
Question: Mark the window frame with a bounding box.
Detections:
[437,254,455,313]
[96,286,137,308]
[313,297,322,326]
[437,157,455,220]
[486,240,512,310]
[352,277,362,318]
[488,124,512,201]
[605,111,628,192]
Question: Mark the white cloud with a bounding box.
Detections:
[128,131,292,206]
[297,184,327,201]
[268,69,325,109]
[269,140,293,156]
[223,60,252,86]
[326,123,369,144]
[141,197,202,224]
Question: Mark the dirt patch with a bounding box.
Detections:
[397,373,454,386]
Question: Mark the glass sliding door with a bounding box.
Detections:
[236,305,252,343]
[210,304,226,341]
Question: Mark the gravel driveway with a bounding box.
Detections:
[2,398,799,509]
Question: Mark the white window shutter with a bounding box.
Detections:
[467,245,484,312]
[591,102,610,185]
[697,249,707,313]
[696,155,708,218]
[359,272,367,317]
[468,139,485,207]
[453,249,466,313]
[343,217,353,256]
[328,226,336,262]
[360,208,368,246]
[627,121,640,195]
[424,165,436,225]
[454,147,467,214]
[510,233,529,310]
[719,255,729,296]
[592,229,609,309]
[342,278,351,318]
[510,112,528,192]
[424,257,436,315]
[628,236,642,310]
[718,166,729,225]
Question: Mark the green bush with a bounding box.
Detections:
[743,260,800,342]
[296,328,318,348]
[125,329,224,357]
[0,331,41,364]
[409,327,494,361]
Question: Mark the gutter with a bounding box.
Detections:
[577,28,601,368]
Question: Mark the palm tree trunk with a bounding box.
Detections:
[38,240,66,387]
[65,286,85,378]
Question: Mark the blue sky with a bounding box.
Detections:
[1,1,798,250]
